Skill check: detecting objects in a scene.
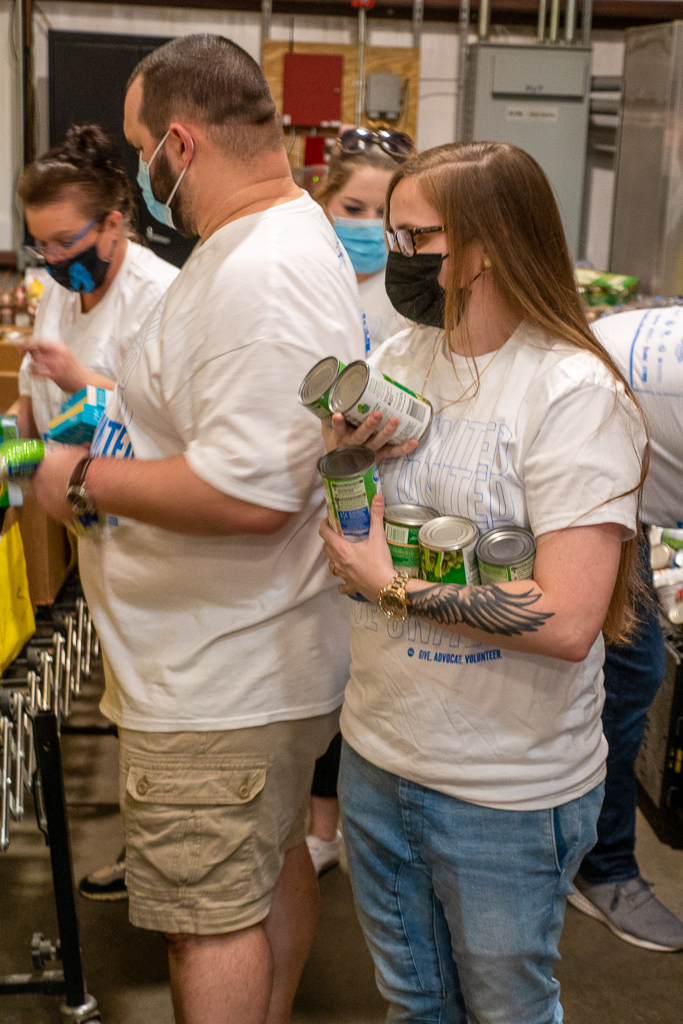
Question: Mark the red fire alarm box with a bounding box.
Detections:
[282,53,343,128]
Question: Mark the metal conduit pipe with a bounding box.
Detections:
[478,0,491,41]
[455,0,470,141]
[549,0,560,42]
[412,0,424,50]
[260,0,272,65]
[565,0,577,43]
[582,0,593,47]
[356,7,367,128]
[537,0,547,44]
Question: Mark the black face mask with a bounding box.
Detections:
[385,250,447,329]
[46,242,111,294]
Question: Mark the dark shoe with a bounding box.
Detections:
[568,874,683,952]
[78,848,127,902]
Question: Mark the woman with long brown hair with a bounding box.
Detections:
[320,142,646,1022]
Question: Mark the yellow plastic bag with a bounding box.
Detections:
[0,520,35,674]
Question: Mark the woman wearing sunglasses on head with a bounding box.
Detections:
[13,124,178,440]
[320,142,647,1023]
[315,127,414,353]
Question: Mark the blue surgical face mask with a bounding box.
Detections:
[334,217,388,275]
[136,130,192,230]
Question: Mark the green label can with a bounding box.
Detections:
[299,356,346,421]
[329,361,433,446]
[418,517,480,585]
[0,438,45,481]
[475,527,536,584]
[384,504,439,577]
[318,446,380,543]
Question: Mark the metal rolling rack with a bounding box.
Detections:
[0,577,104,1022]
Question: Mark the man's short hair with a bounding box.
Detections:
[129,34,283,158]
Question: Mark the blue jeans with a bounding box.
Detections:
[339,740,603,1024]
[580,541,666,884]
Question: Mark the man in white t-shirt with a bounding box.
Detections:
[32,35,366,1024]
[567,307,683,952]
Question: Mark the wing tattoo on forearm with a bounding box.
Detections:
[409,584,554,636]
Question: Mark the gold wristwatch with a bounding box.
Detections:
[377,571,412,620]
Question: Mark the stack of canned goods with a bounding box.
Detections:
[650,527,683,571]
[316,439,538,592]
[300,356,433,447]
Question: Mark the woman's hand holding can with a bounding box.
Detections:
[321,411,419,462]
[320,493,396,601]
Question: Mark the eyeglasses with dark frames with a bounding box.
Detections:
[338,128,413,163]
[385,225,445,257]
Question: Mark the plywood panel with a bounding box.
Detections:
[263,40,420,167]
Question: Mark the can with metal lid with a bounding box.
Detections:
[475,526,536,584]
[318,446,380,542]
[668,602,683,626]
[329,360,433,446]
[418,516,481,585]
[384,504,439,577]
[662,528,683,552]
[651,542,674,570]
[299,356,346,420]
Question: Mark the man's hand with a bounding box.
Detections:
[31,444,90,523]
[18,339,111,394]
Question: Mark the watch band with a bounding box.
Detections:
[68,456,94,490]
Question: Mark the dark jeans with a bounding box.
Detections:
[580,538,667,884]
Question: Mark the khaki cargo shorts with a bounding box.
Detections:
[118,709,340,935]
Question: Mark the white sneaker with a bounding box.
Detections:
[306,830,342,876]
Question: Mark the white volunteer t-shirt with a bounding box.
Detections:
[358,270,407,353]
[340,323,645,811]
[593,307,683,528]
[79,192,367,732]
[19,241,178,437]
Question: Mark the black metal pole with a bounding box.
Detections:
[31,710,87,1010]
[21,0,35,168]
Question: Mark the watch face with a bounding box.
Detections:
[67,484,96,517]
[381,592,408,618]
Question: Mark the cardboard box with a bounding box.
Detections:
[0,343,24,373]
[15,490,73,607]
[0,371,19,414]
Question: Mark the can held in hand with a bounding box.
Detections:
[418,516,481,585]
[384,504,439,577]
[318,446,380,542]
[299,356,346,421]
[0,438,45,481]
[475,526,536,584]
[329,361,433,446]
[651,542,674,570]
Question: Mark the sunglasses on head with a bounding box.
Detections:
[338,128,413,162]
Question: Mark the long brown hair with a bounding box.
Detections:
[385,141,648,644]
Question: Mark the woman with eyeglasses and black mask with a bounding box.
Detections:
[13,124,178,440]
[315,127,414,353]
[320,142,648,1023]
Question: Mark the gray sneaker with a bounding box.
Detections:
[568,874,683,952]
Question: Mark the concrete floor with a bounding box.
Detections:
[1,670,682,1024]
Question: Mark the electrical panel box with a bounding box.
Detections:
[465,42,592,258]
[366,73,402,121]
[282,53,343,128]
[611,22,683,293]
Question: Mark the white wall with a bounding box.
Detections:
[2,2,624,267]
[0,0,20,250]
